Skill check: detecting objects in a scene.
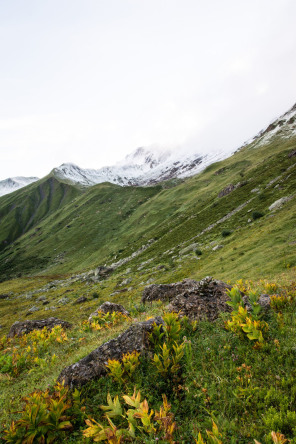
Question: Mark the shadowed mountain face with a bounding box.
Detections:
[0,103,295,281]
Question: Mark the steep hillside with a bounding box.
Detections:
[0,176,81,274]
[0,130,295,282]
[0,181,162,279]
[0,105,296,444]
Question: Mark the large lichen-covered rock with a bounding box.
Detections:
[58,317,163,387]
[166,276,232,321]
[88,301,130,322]
[142,279,199,304]
[7,317,73,338]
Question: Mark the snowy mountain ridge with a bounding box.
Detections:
[0,176,39,197]
[242,102,296,148]
[52,147,229,188]
[1,102,295,197]
[40,102,296,189]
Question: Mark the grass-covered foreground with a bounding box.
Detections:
[0,278,296,443]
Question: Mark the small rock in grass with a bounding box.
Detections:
[74,296,88,304]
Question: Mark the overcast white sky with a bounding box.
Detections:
[0,0,296,180]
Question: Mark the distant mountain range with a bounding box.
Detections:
[0,100,295,281]
[51,147,228,188]
[1,102,295,197]
[0,176,39,197]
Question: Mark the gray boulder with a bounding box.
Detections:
[166,276,232,321]
[8,317,73,338]
[58,317,163,387]
[142,278,199,304]
[89,301,130,322]
[269,196,293,211]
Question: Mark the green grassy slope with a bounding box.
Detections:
[0,130,296,442]
[0,176,81,249]
[0,134,295,282]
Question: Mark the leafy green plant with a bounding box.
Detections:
[122,351,140,378]
[226,288,268,346]
[106,359,125,384]
[150,312,183,350]
[226,286,243,311]
[248,291,262,320]
[83,390,177,443]
[195,421,223,443]
[4,383,85,443]
[0,326,68,377]
[153,341,185,377]
[106,351,140,383]
[80,311,129,333]
[270,295,293,312]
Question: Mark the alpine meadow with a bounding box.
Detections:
[0,103,296,443]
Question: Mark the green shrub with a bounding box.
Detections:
[252,211,264,220]
[195,249,202,256]
[3,383,86,443]
[221,229,232,237]
[264,407,296,435]
[0,355,13,373]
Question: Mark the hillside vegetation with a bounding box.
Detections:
[0,134,295,282]
[0,126,295,443]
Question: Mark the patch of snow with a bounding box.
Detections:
[245,103,296,148]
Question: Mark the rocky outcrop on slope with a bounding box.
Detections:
[7,317,73,338]
[166,276,232,321]
[141,279,199,304]
[88,301,130,321]
[58,317,163,387]
[218,184,236,198]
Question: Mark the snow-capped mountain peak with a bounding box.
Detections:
[51,145,228,188]
[122,147,172,169]
[0,176,39,197]
[2,102,295,197]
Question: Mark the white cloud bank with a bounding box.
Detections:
[0,0,296,179]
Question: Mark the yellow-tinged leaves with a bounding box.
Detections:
[254,430,288,444]
[270,431,289,444]
[122,389,141,408]
[106,350,140,383]
[85,389,177,442]
[100,393,123,418]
